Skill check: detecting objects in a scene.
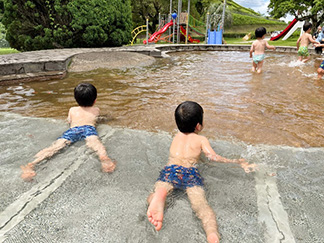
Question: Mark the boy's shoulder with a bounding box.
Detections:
[69,106,79,111]
[303,32,312,38]
[69,105,99,113]
[253,39,266,45]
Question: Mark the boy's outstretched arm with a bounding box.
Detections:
[265,41,276,50]
[201,137,257,173]
[309,35,320,44]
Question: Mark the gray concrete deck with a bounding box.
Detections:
[0,113,324,243]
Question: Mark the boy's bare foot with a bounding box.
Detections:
[147,187,167,231]
[20,165,36,181]
[207,232,220,243]
[101,159,116,173]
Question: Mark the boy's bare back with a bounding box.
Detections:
[168,131,227,168]
[297,32,316,47]
[251,39,274,55]
[68,106,99,128]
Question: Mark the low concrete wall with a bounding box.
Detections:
[0,44,315,84]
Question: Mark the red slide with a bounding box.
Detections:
[270,18,297,41]
[180,26,200,43]
[143,21,173,44]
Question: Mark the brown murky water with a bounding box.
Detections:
[1,51,324,147]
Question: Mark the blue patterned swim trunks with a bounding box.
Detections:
[320,60,324,69]
[157,164,204,189]
[253,54,265,64]
[58,125,98,143]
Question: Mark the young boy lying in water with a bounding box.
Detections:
[147,101,257,243]
[20,83,116,181]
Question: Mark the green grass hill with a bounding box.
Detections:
[215,0,288,37]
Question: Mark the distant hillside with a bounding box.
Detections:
[214,0,286,25]
[226,0,262,16]
[210,0,287,37]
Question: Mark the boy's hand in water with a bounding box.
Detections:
[236,159,257,173]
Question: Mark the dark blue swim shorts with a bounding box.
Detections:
[157,164,204,189]
[320,60,324,69]
[58,125,98,143]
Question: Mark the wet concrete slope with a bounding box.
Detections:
[0,113,323,242]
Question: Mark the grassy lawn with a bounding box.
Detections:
[0,48,19,55]
[225,36,298,47]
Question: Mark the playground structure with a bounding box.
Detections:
[206,12,224,45]
[141,13,203,45]
[131,0,226,45]
[270,18,305,41]
[131,25,147,45]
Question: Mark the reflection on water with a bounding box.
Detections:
[0,51,324,147]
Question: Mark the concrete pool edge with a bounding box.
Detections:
[0,44,318,84]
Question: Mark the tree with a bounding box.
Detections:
[131,0,205,32]
[207,2,232,29]
[131,0,167,32]
[268,0,324,32]
[2,0,132,51]
[0,0,3,15]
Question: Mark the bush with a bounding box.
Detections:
[2,0,132,51]
[232,13,284,26]
[223,32,249,38]
[0,22,10,47]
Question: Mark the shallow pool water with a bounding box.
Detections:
[1,50,324,242]
[0,51,324,147]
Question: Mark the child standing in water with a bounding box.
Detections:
[315,43,324,78]
[147,101,257,243]
[250,27,276,73]
[20,83,116,181]
[297,22,319,63]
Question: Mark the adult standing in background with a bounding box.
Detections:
[315,26,324,54]
[313,26,322,40]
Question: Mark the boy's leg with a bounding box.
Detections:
[147,181,173,231]
[21,138,70,181]
[85,135,116,172]
[251,61,257,72]
[256,60,264,73]
[318,67,324,79]
[302,56,310,63]
[186,186,220,243]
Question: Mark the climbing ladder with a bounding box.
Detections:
[131,25,147,45]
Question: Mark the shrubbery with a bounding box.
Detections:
[0,22,10,48]
[232,13,284,25]
[2,0,132,51]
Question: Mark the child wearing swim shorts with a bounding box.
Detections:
[297,22,319,63]
[20,83,116,181]
[146,101,257,243]
[315,43,324,78]
[250,27,276,73]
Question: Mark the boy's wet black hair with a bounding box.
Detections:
[74,83,97,107]
[255,27,266,38]
[303,22,312,32]
[175,101,204,133]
